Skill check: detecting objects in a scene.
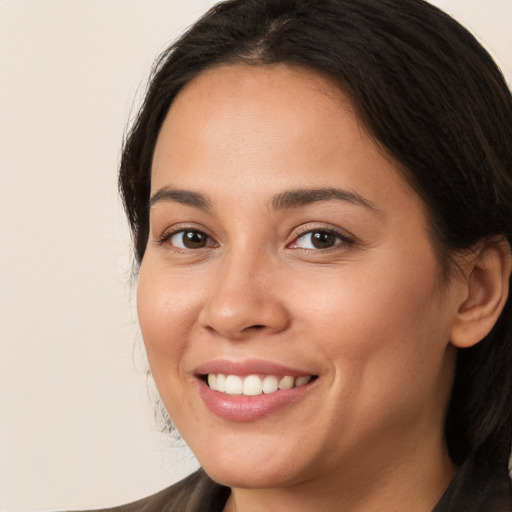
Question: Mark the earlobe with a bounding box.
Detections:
[450,238,511,349]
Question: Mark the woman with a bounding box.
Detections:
[103,0,512,510]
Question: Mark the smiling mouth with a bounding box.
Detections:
[203,373,317,396]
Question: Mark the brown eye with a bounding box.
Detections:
[292,229,347,250]
[169,230,211,249]
[311,231,337,249]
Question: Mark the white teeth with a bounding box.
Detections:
[295,376,312,387]
[207,373,313,395]
[278,376,295,390]
[225,375,243,395]
[262,375,278,394]
[243,375,263,396]
[216,374,226,392]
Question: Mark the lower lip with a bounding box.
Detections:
[197,379,314,422]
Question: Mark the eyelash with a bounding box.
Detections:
[158,228,216,251]
[158,226,354,252]
[288,227,354,251]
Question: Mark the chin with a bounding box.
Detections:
[201,457,299,489]
[182,430,304,489]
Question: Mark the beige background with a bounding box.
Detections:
[0,1,511,511]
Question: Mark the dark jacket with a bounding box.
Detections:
[79,463,511,512]
[79,470,229,512]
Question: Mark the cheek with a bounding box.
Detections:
[136,263,209,425]
[299,255,450,387]
[311,265,451,438]
[137,262,200,368]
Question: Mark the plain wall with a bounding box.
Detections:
[0,1,511,511]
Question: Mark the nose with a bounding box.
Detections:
[198,252,291,341]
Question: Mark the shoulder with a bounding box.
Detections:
[434,461,512,512]
[75,469,230,512]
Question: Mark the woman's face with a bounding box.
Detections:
[138,64,459,489]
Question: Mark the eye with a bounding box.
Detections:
[290,229,349,250]
[166,229,214,249]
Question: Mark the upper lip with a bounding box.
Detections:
[194,358,316,378]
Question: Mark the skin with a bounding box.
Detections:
[137,64,464,511]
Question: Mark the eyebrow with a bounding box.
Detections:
[271,187,379,212]
[150,187,212,210]
[149,185,379,213]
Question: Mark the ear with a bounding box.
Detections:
[450,238,511,349]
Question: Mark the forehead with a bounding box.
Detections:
[168,63,351,125]
[158,65,350,165]
[151,63,415,209]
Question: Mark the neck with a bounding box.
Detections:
[223,437,456,512]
